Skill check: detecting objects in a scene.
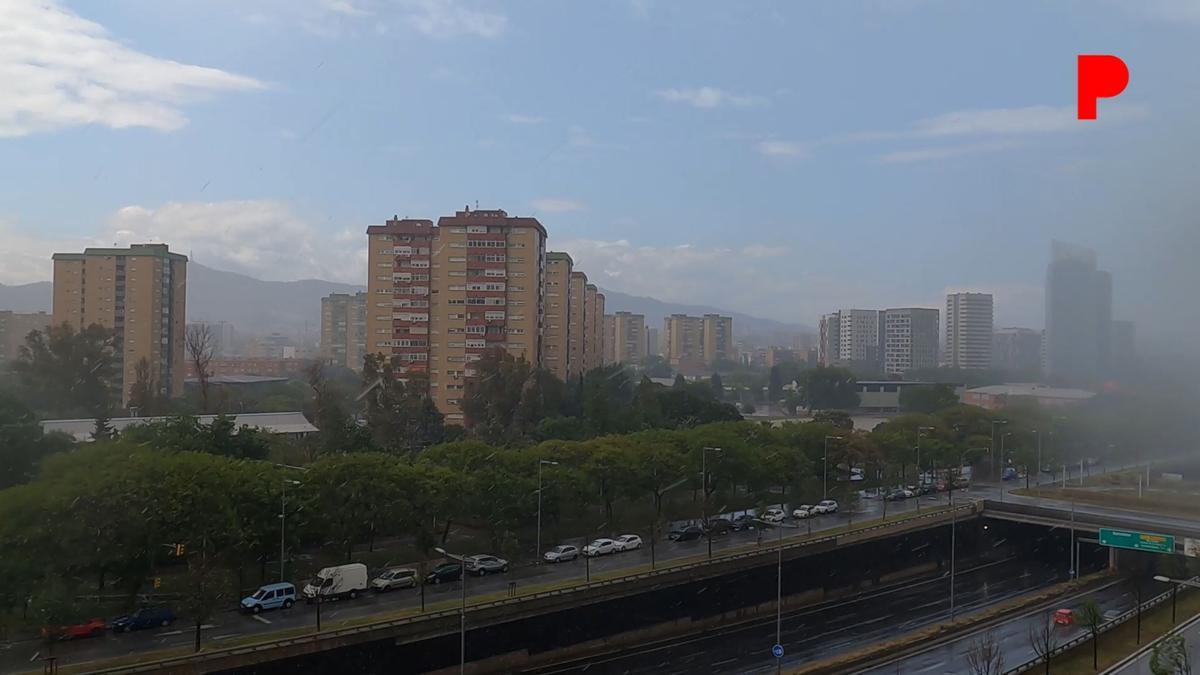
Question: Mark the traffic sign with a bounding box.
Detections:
[772,644,784,659]
[1098,528,1175,554]
[1185,538,1200,558]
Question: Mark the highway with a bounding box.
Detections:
[1104,611,1200,675]
[523,557,1093,674]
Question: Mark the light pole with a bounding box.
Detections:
[915,427,934,512]
[949,496,957,621]
[990,419,1008,479]
[999,432,1012,501]
[536,459,558,564]
[435,547,468,675]
[1033,428,1041,486]
[702,447,722,559]
[1153,576,1200,623]
[279,479,301,582]
[823,436,843,500]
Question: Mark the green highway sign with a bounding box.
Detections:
[1098,528,1176,554]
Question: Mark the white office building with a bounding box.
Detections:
[945,293,994,370]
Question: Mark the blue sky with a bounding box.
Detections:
[2,0,1198,336]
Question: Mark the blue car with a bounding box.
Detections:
[240,582,297,614]
[110,606,176,632]
[1002,467,1019,481]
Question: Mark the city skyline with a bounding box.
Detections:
[5,1,1197,342]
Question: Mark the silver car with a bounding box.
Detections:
[464,554,509,576]
[543,545,579,563]
[371,568,417,592]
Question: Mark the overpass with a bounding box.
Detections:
[981,499,1200,551]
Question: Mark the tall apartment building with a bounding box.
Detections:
[593,290,606,369]
[882,307,939,376]
[818,312,841,366]
[945,292,993,370]
[645,326,660,357]
[837,309,881,370]
[567,271,587,378]
[542,252,574,380]
[1045,241,1111,383]
[0,311,51,364]
[993,327,1043,374]
[663,313,734,370]
[52,244,188,404]
[365,209,547,422]
[582,284,607,371]
[320,292,367,370]
[605,311,646,365]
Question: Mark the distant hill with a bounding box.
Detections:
[0,281,52,313]
[0,265,808,346]
[599,287,813,343]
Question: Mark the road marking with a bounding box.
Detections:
[157,630,182,637]
[201,623,217,629]
[251,614,272,625]
[212,633,240,641]
[28,651,39,662]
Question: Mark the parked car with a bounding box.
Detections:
[42,618,106,640]
[584,539,617,556]
[703,518,733,536]
[464,554,509,576]
[762,507,787,523]
[887,489,912,501]
[425,562,462,585]
[614,534,643,551]
[110,607,175,633]
[731,514,757,531]
[813,499,839,514]
[543,544,580,563]
[1002,467,1019,481]
[669,525,705,541]
[371,568,417,592]
[240,582,297,613]
[303,563,368,602]
[952,477,970,489]
[792,505,814,519]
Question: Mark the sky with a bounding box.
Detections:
[1,0,1199,341]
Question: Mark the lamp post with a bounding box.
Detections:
[823,436,843,501]
[990,419,1008,479]
[949,496,958,621]
[1153,576,1200,623]
[279,479,301,582]
[915,427,934,513]
[1032,428,1041,487]
[435,547,468,675]
[536,459,559,564]
[999,432,1012,502]
[702,447,722,559]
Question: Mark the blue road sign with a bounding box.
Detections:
[772,644,784,659]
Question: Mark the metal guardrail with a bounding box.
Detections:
[91,504,977,674]
[1001,578,1196,674]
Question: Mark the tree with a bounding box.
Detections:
[127,356,164,416]
[1027,611,1060,675]
[303,361,372,456]
[177,539,227,653]
[1151,634,1192,675]
[813,410,855,430]
[799,367,859,411]
[673,373,686,390]
[91,410,115,442]
[710,372,724,401]
[768,365,783,401]
[0,394,71,488]
[362,354,444,456]
[14,322,119,417]
[1078,600,1104,670]
[899,384,960,414]
[185,324,215,414]
[966,631,1005,675]
[461,348,534,444]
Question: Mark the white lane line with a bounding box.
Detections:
[211,633,241,640]
[157,630,182,637]
[251,615,272,625]
[201,623,217,629]
[28,651,40,662]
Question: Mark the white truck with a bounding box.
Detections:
[303,563,368,603]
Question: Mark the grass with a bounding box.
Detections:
[1046,588,1200,674]
[35,505,959,675]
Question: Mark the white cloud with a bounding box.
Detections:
[322,0,371,16]
[757,140,808,158]
[505,113,545,125]
[655,87,766,109]
[531,199,585,213]
[874,140,1016,164]
[0,0,265,138]
[403,0,506,38]
[914,105,1081,136]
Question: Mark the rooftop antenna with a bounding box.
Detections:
[475,200,479,209]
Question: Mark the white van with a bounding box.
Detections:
[303,563,368,602]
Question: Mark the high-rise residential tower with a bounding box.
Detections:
[1044,241,1111,383]
[945,292,993,370]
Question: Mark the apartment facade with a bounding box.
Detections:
[702,314,734,365]
[320,292,368,370]
[52,244,188,404]
[0,311,51,364]
[945,292,993,370]
[606,311,646,365]
[882,307,939,376]
[365,209,547,421]
[832,309,881,370]
[542,252,574,380]
[567,271,588,378]
[818,312,841,366]
[663,313,733,370]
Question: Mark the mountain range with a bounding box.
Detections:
[0,264,811,344]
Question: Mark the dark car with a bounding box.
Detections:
[110,607,175,633]
[703,518,733,536]
[730,514,757,531]
[425,562,463,585]
[669,525,704,542]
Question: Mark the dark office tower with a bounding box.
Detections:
[1044,241,1112,383]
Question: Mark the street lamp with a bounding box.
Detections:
[915,427,934,513]
[823,436,843,501]
[702,447,723,559]
[1153,576,1200,624]
[435,546,468,675]
[279,479,301,582]
[999,432,1012,502]
[753,515,786,675]
[536,459,559,564]
[990,419,1008,479]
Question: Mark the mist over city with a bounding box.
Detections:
[0,2,1198,674]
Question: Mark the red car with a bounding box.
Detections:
[42,618,106,640]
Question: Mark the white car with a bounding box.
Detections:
[543,545,579,563]
[792,505,814,519]
[813,499,839,514]
[614,534,643,551]
[583,538,616,557]
[762,507,787,523]
[370,567,417,592]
